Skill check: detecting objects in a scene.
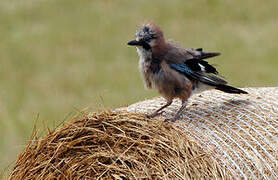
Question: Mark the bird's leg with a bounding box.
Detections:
[165,101,187,122]
[146,100,172,118]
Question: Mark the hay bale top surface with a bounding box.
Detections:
[127,87,278,179]
[10,87,278,179]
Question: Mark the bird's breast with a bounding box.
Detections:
[138,56,156,89]
[136,48,156,89]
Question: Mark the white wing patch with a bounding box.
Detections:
[199,63,206,71]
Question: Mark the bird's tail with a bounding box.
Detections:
[215,84,248,94]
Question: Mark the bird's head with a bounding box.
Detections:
[128,22,166,54]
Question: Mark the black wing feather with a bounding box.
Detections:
[185,59,218,75]
[169,63,248,94]
[194,48,221,60]
[169,63,227,86]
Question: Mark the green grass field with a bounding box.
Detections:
[1,0,277,175]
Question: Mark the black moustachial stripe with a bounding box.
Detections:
[142,42,151,50]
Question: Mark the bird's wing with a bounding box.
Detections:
[165,41,194,60]
[169,63,227,86]
[164,41,221,75]
[166,40,221,62]
[184,58,219,75]
[192,48,221,60]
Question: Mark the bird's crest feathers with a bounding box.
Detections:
[135,22,164,41]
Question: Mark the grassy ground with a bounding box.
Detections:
[0,0,277,175]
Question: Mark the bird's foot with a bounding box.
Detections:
[164,117,177,122]
[145,111,165,119]
[164,114,181,122]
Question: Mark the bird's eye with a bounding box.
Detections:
[144,37,151,42]
[144,35,156,42]
[143,26,150,33]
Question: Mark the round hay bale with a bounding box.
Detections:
[10,87,278,179]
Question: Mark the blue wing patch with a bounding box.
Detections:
[169,63,193,75]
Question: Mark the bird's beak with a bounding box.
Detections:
[127,40,142,46]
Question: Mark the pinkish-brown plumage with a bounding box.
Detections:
[141,22,168,57]
[128,22,247,122]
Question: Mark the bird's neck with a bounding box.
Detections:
[150,56,161,73]
[152,40,168,58]
[136,47,161,74]
[136,47,152,60]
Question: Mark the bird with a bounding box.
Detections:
[127,22,248,122]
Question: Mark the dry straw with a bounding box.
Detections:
[10,88,278,179]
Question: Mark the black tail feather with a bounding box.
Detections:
[215,84,248,94]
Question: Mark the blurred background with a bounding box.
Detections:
[0,0,277,175]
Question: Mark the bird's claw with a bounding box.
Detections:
[164,117,177,122]
[145,111,165,119]
[164,114,180,122]
[145,114,153,119]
